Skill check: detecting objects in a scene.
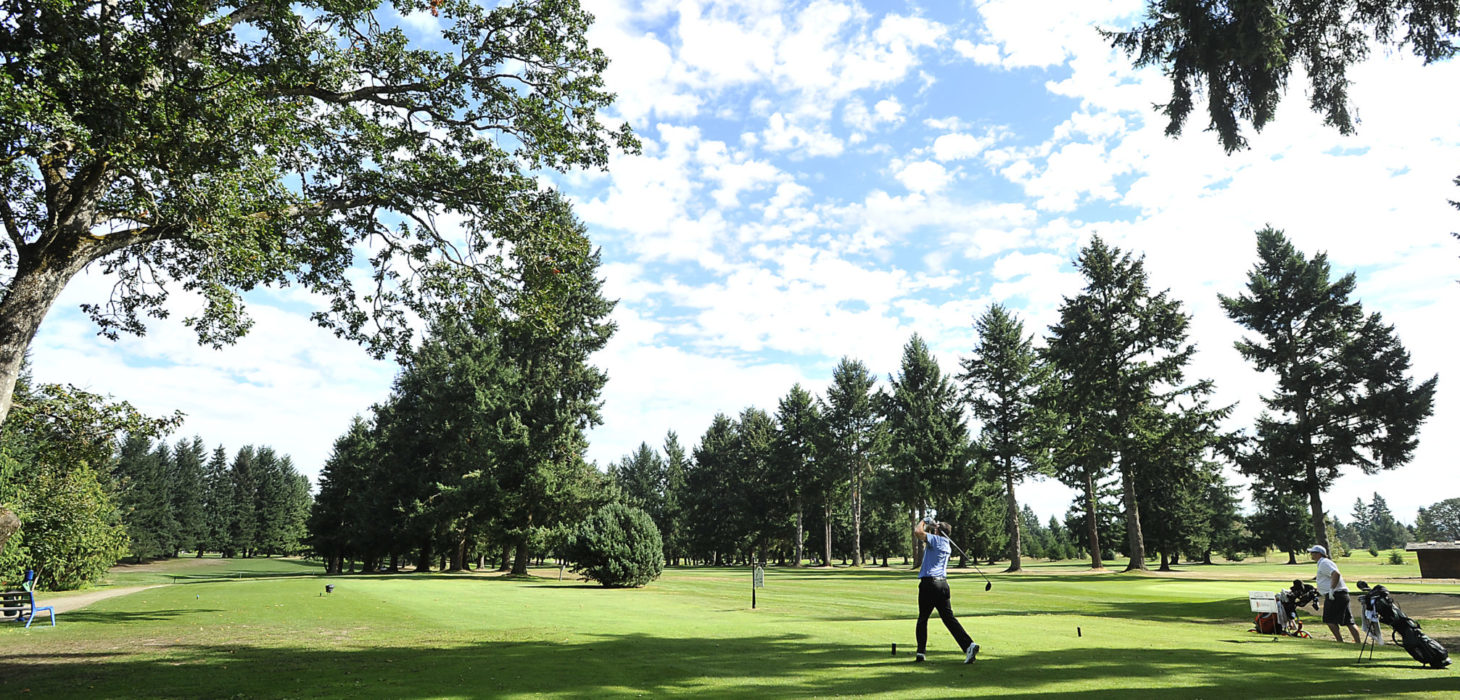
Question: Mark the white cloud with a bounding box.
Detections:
[953,39,1001,66]
[894,160,953,194]
[932,131,994,161]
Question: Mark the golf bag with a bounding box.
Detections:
[1358,582,1451,669]
[1253,580,1318,637]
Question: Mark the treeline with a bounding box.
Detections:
[608,230,1436,571]
[305,229,1439,575]
[112,434,312,561]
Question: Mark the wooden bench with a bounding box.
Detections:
[1,587,55,629]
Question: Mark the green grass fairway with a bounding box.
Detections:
[4,557,1459,698]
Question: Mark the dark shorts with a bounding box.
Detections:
[1323,590,1354,626]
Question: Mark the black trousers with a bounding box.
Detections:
[916,576,973,654]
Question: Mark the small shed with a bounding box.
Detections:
[1405,542,1460,579]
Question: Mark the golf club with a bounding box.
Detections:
[943,535,992,591]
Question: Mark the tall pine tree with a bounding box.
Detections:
[169,436,207,556]
[773,385,820,567]
[959,304,1051,572]
[1221,228,1437,550]
[1045,235,1204,572]
[879,334,969,567]
[822,359,880,566]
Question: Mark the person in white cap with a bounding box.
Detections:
[1308,544,1361,643]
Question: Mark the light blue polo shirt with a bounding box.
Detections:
[919,534,951,578]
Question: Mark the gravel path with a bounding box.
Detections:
[44,585,166,614]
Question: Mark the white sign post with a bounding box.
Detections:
[753,565,765,609]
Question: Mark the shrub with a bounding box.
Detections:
[1387,550,1405,565]
[567,504,663,588]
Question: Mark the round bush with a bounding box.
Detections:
[567,504,663,588]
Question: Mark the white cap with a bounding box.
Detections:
[1307,545,1327,556]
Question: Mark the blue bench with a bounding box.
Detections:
[2,584,55,629]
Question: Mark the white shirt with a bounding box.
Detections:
[1315,557,1347,596]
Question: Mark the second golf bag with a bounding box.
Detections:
[1357,581,1452,669]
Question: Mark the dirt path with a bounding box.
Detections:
[45,585,165,614]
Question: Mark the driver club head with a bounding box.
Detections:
[984,582,992,591]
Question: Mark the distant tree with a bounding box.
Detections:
[1366,494,1410,549]
[1415,497,1460,541]
[1350,497,1374,550]
[169,437,207,556]
[773,385,821,567]
[1221,228,1437,551]
[661,432,690,566]
[228,446,259,558]
[1248,476,1313,564]
[0,0,638,431]
[880,335,969,567]
[1106,0,1460,153]
[686,414,739,565]
[280,466,312,556]
[611,444,667,534]
[199,445,233,557]
[734,407,779,563]
[959,304,1051,572]
[309,416,377,574]
[115,434,176,560]
[822,359,881,566]
[1198,470,1244,565]
[1046,236,1205,572]
[252,447,290,556]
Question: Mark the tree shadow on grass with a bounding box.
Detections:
[56,609,222,624]
[3,629,1457,699]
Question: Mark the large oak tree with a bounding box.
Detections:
[0,0,635,549]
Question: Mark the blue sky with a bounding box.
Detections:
[30,0,1459,524]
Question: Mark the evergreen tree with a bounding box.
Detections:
[493,195,616,575]
[879,334,970,567]
[1199,471,1244,564]
[959,304,1051,572]
[734,407,780,562]
[200,445,233,556]
[1351,497,1373,550]
[822,359,881,566]
[252,447,290,556]
[1045,235,1206,571]
[280,465,312,556]
[773,385,821,567]
[1366,494,1408,549]
[1248,475,1313,564]
[228,446,259,558]
[1107,0,1460,154]
[661,432,690,565]
[1221,228,1437,550]
[309,416,377,574]
[686,414,739,564]
[611,443,667,533]
[169,436,207,556]
[115,433,176,561]
[1019,505,1047,559]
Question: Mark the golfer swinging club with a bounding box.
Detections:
[913,518,978,664]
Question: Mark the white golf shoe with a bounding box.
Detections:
[964,642,980,664]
